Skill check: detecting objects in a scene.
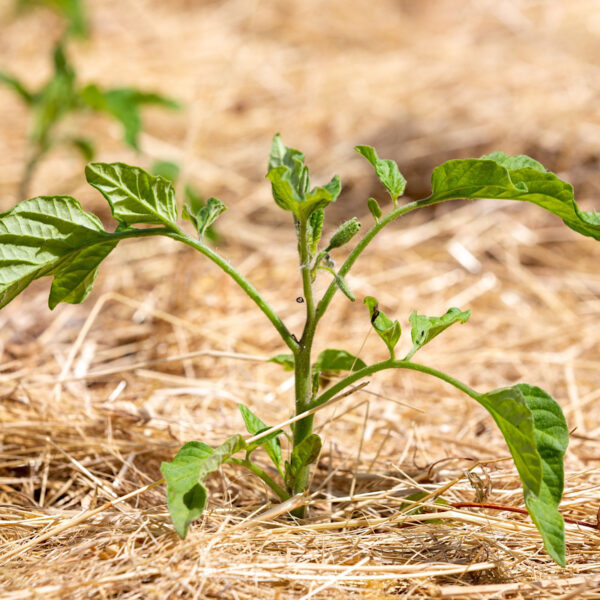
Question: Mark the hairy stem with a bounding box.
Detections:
[313,195,444,330]
[290,217,317,511]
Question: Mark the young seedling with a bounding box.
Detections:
[0,40,179,199]
[2,136,599,567]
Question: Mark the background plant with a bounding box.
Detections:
[1,136,599,566]
[0,39,179,200]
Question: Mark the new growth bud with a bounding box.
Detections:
[367,197,382,220]
[326,217,361,251]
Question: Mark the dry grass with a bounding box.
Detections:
[1,0,600,598]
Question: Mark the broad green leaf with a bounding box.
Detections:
[266,135,340,220]
[406,307,471,359]
[285,433,322,490]
[364,296,401,359]
[313,349,366,373]
[0,71,34,104]
[183,197,226,240]
[238,404,283,474]
[85,162,178,227]
[430,153,600,242]
[160,435,246,538]
[268,353,295,371]
[0,196,116,309]
[516,384,568,566]
[477,387,542,499]
[355,145,406,202]
[79,85,180,149]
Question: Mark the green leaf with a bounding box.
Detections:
[85,162,178,227]
[0,196,117,309]
[268,353,295,371]
[151,160,181,182]
[266,135,340,220]
[0,71,34,104]
[333,272,355,302]
[79,85,180,149]
[355,145,406,202]
[400,491,449,520]
[364,296,401,359]
[69,137,94,161]
[183,197,226,240]
[477,387,542,499]
[160,435,246,538]
[516,384,568,566]
[367,197,382,221]
[285,433,322,490]
[313,349,366,373]
[430,153,600,242]
[309,209,324,254]
[407,307,471,359]
[238,404,283,474]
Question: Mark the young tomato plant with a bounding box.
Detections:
[0,40,179,199]
[2,136,599,566]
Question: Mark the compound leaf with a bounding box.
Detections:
[161,435,246,538]
[0,196,116,309]
[355,145,406,201]
[407,307,471,359]
[85,162,178,227]
[364,296,401,358]
[430,153,600,242]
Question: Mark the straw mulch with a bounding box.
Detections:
[1,1,600,598]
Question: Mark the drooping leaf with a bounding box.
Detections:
[355,145,406,202]
[477,387,542,499]
[364,296,401,359]
[79,85,180,149]
[284,433,322,490]
[268,353,295,371]
[85,162,178,227]
[266,135,340,220]
[160,435,246,538]
[0,196,117,309]
[238,404,283,474]
[313,349,366,374]
[406,307,471,359]
[516,384,569,567]
[430,153,600,242]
